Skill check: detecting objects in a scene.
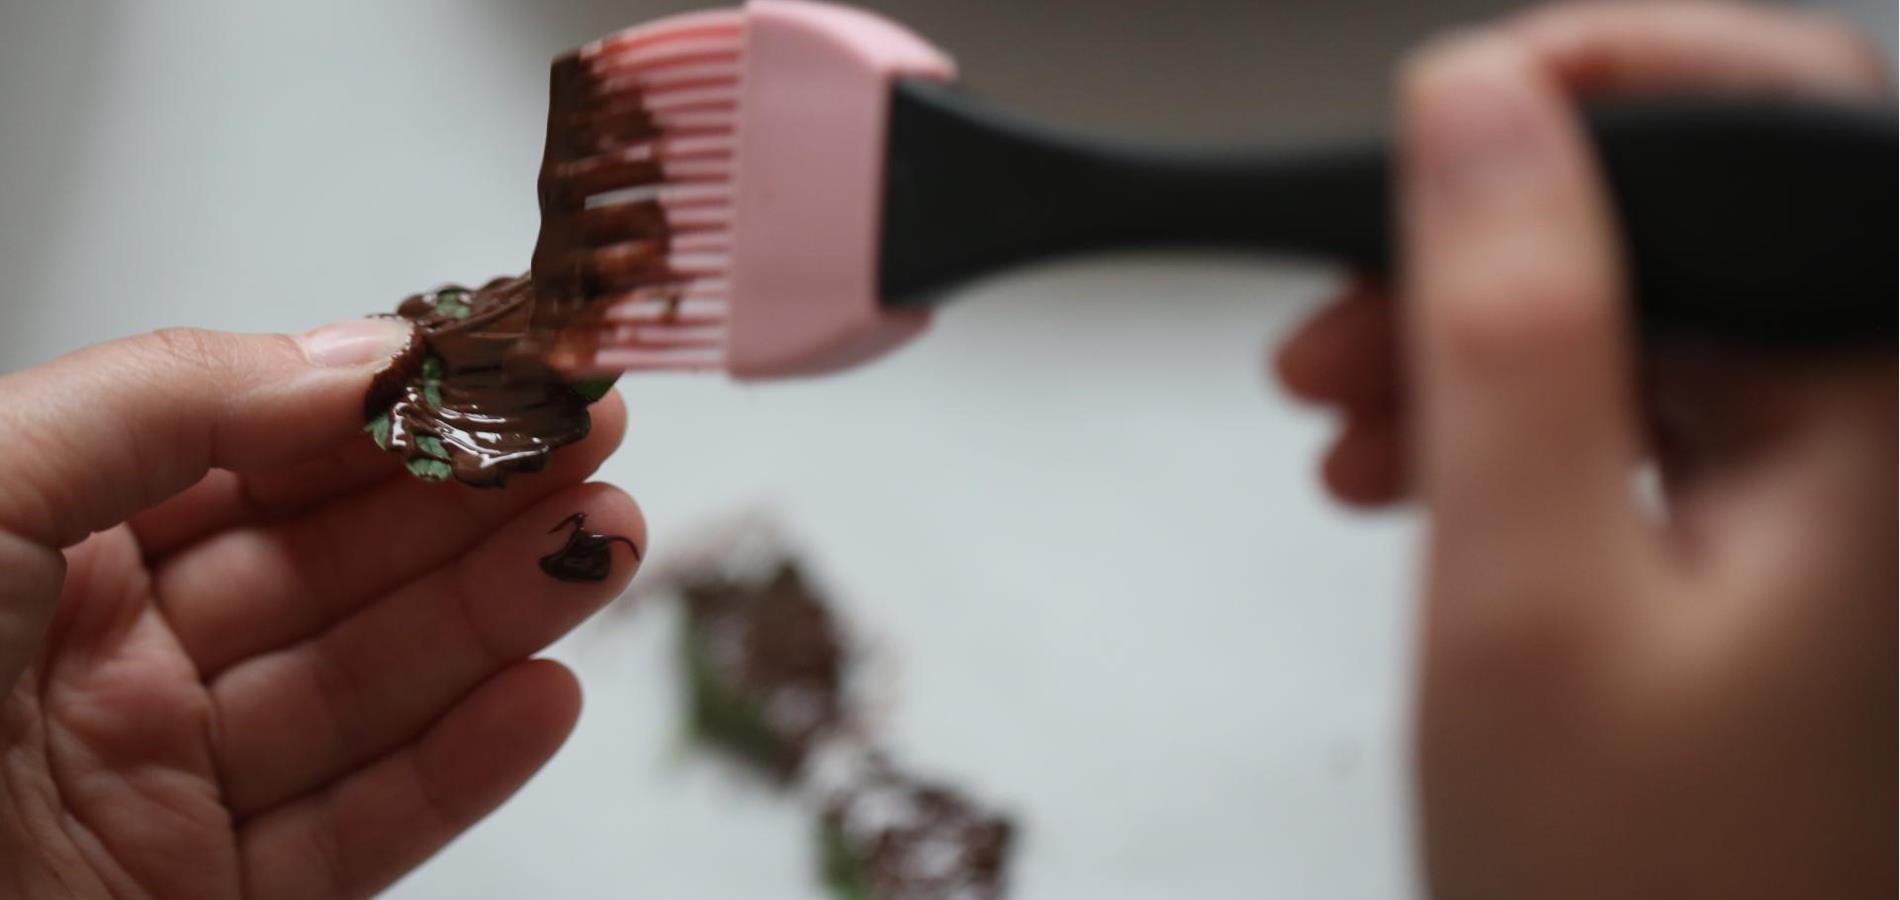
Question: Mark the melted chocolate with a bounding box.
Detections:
[538,511,640,582]
[365,45,685,487]
[374,278,594,487]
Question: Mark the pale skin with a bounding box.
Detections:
[1277,2,1894,897]
[0,3,1890,899]
[0,317,646,898]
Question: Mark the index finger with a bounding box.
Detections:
[1510,1,1892,100]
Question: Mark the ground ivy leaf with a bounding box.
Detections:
[573,376,618,403]
[423,382,444,409]
[407,457,453,481]
[416,435,449,460]
[421,356,444,381]
[365,414,392,449]
[435,296,471,319]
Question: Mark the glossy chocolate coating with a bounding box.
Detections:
[365,46,681,487]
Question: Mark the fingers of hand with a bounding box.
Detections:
[0,321,412,550]
[128,439,406,562]
[1277,283,1409,507]
[210,482,642,817]
[237,659,581,900]
[0,530,64,692]
[156,391,628,676]
[1277,281,1400,410]
[1510,1,1893,100]
[1323,412,1407,508]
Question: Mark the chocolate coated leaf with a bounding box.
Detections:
[406,457,453,481]
[366,414,392,449]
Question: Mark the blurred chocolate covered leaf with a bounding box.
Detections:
[819,824,874,900]
[416,434,449,460]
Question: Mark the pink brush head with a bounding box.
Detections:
[560,0,956,380]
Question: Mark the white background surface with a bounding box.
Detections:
[1,2,1890,897]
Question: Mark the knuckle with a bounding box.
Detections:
[141,326,236,375]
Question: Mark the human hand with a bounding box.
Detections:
[1276,3,1893,896]
[0,320,644,898]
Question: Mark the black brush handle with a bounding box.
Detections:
[879,78,1897,347]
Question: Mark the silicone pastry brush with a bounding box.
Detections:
[549,0,1897,380]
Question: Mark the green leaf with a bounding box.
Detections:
[406,457,453,481]
[365,414,392,449]
[575,409,592,439]
[420,355,447,408]
[416,435,449,460]
[819,823,874,900]
[572,375,619,403]
[434,295,471,320]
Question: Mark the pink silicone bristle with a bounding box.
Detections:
[626,324,727,346]
[562,0,955,379]
[591,347,726,372]
[601,62,742,93]
[646,108,736,134]
[604,295,729,325]
[585,8,744,55]
[595,39,744,74]
[653,158,733,183]
[658,134,738,158]
[665,253,729,277]
[639,85,741,114]
[658,183,732,207]
[659,203,734,231]
[669,231,731,254]
[606,305,725,324]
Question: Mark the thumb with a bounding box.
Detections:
[0,319,410,688]
[0,319,415,548]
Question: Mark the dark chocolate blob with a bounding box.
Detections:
[538,511,640,583]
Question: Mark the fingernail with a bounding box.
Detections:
[1407,34,1552,204]
[296,318,415,368]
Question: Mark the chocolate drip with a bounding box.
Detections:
[538,511,640,583]
[530,51,678,370]
[365,43,689,487]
